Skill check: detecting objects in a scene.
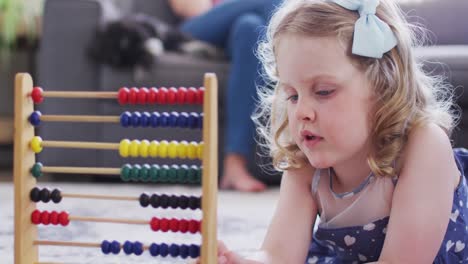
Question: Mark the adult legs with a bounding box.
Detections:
[220,13,267,192]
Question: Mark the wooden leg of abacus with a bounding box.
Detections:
[201,73,218,264]
[14,73,38,264]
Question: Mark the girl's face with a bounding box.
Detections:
[276,34,374,169]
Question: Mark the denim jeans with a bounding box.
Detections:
[181,0,283,158]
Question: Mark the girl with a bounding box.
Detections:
[202,0,468,262]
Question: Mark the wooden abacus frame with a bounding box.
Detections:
[13,72,218,264]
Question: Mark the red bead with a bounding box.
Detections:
[41,211,50,225]
[186,87,197,104]
[31,210,41,224]
[50,211,59,225]
[157,87,168,104]
[176,87,187,104]
[150,217,160,231]
[179,219,188,233]
[148,87,158,104]
[167,87,177,104]
[196,88,204,105]
[138,87,149,104]
[59,211,70,226]
[31,87,44,104]
[169,219,179,232]
[188,220,199,234]
[128,87,139,104]
[118,87,129,105]
[160,218,170,232]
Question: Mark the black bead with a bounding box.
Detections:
[179,195,189,209]
[188,196,200,210]
[139,193,150,207]
[169,195,178,209]
[150,194,160,208]
[40,188,51,203]
[160,194,169,209]
[30,187,41,202]
[51,189,62,203]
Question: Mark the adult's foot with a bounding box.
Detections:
[220,154,267,192]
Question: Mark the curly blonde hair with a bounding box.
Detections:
[254,0,458,177]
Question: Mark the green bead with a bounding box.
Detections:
[159,165,169,182]
[178,164,189,183]
[195,166,202,184]
[188,165,201,184]
[131,164,141,181]
[168,165,179,183]
[150,164,160,182]
[121,164,132,182]
[140,164,151,182]
[31,162,43,178]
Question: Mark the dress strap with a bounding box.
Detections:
[311,169,321,196]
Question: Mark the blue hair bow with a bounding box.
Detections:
[332,0,397,58]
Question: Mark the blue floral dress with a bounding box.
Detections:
[306,148,468,263]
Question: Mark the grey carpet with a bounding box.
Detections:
[0,182,278,263]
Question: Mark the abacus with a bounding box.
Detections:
[13,73,218,263]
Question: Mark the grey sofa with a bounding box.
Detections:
[36,0,468,183]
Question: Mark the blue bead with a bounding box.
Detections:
[123,240,133,255]
[110,241,121,254]
[180,244,189,259]
[199,113,204,129]
[159,243,169,257]
[141,112,151,127]
[149,243,160,256]
[178,112,189,128]
[29,111,41,126]
[150,112,160,127]
[131,112,142,127]
[188,113,198,129]
[133,241,144,256]
[169,244,179,257]
[189,244,200,258]
[120,112,131,127]
[169,111,179,127]
[101,240,111,254]
[160,112,169,127]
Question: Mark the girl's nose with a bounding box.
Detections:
[295,99,315,122]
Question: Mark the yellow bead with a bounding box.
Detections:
[129,140,140,157]
[30,136,43,153]
[148,140,159,157]
[139,140,150,157]
[197,142,204,160]
[177,140,188,159]
[187,141,198,160]
[168,141,178,159]
[158,140,169,158]
[119,139,130,157]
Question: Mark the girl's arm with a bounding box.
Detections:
[377,123,459,264]
[168,0,213,19]
[260,163,318,263]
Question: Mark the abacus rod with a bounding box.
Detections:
[42,166,120,175]
[40,115,119,123]
[68,215,148,225]
[42,91,117,99]
[42,140,119,150]
[61,193,138,201]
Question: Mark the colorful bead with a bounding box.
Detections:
[31,87,44,104]
[101,240,111,254]
[51,189,62,203]
[150,164,160,182]
[188,220,199,234]
[141,112,151,127]
[118,87,129,105]
[199,113,204,128]
[159,194,169,209]
[139,140,150,158]
[168,141,178,159]
[130,164,141,181]
[120,164,131,182]
[177,165,188,183]
[197,142,204,159]
[189,244,200,258]
[179,219,189,233]
[178,112,189,128]
[179,196,189,210]
[177,141,188,159]
[30,136,43,153]
[169,194,178,208]
[40,188,51,203]
[123,241,133,255]
[180,244,189,259]
[129,140,140,157]
[150,217,160,231]
[148,87,158,104]
[131,112,141,127]
[187,142,198,159]
[169,244,179,257]
[29,111,41,126]
[31,162,43,178]
[149,243,160,256]
[188,113,198,129]
[140,164,150,181]
[157,87,168,104]
[159,243,169,257]
[133,241,144,256]
[169,219,179,232]
[110,241,121,254]
[177,87,187,104]
[186,87,197,104]
[167,87,177,104]
[139,193,150,207]
[150,194,160,208]
[119,139,130,157]
[31,209,41,224]
[50,211,59,225]
[150,112,160,127]
[169,112,178,127]
[59,211,70,226]
[30,187,41,202]
[196,87,204,104]
[159,165,169,182]
[160,112,170,127]
[120,111,131,127]
[148,140,159,157]
[168,165,178,182]
[40,211,50,225]
[137,87,148,104]
[128,87,139,104]
[158,140,169,158]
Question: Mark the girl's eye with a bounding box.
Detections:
[286,94,298,102]
[316,90,334,97]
